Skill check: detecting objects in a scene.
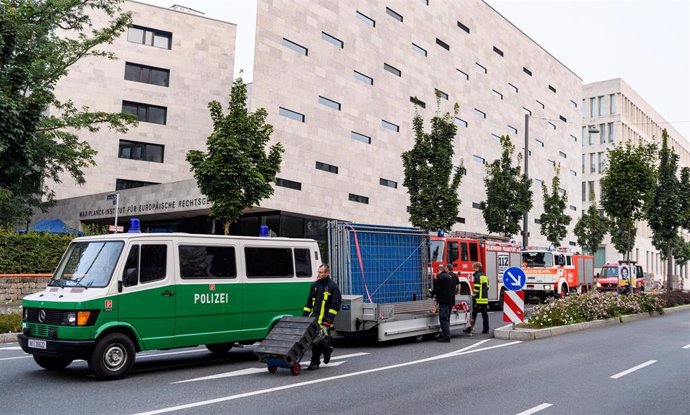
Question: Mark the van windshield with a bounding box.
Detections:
[600,267,619,277]
[521,252,553,268]
[429,240,445,263]
[50,241,124,288]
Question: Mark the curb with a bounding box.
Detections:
[494,303,690,341]
[1,333,18,344]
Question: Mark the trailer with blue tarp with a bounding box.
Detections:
[328,221,472,341]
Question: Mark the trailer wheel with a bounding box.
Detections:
[33,355,73,371]
[89,333,135,381]
[267,365,278,373]
[290,362,301,376]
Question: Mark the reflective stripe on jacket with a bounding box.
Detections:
[303,277,342,326]
[473,272,489,305]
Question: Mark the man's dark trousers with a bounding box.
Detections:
[438,303,451,341]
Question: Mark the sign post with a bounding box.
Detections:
[106,193,120,233]
[502,266,526,326]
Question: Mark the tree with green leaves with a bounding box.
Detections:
[481,135,533,238]
[187,76,284,235]
[0,0,136,227]
[539,165,571,246]
[573,202,609,256]
[402,103,466,231]
[600,140,657,259]
[647,130,682,291]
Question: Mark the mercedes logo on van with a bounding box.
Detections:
[38,310,46,323]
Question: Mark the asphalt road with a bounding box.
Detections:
[1,310,688,415]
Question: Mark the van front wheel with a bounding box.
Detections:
[33,355,72,370]
[89,333,135,381]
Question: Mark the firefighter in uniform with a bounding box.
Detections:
[303,263,342,370]
[467,262,490,335]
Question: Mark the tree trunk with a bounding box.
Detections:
[666,247,673,292]
[224,220,230,236]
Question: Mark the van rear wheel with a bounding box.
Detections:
[33,355,73,370]
[89,333,135,381]
[206,343,233,355]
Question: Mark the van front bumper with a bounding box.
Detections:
[18,334,96,359]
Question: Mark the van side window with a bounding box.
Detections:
[123,245,139,287]
[294,248,312,278]
[469,243,479,262]
[179,245,237,279]
[245,247,294,278]
[460,242,468,262]
[140,245,167,283]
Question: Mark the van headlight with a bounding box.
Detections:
[23,307,28,320]
[62,311,77,326]
[544,284,552,290]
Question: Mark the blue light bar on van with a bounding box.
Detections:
[128,218,141,233]
[259,225,269,237]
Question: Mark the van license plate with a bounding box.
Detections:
[28,339,47,350]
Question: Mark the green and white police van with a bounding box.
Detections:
[18,231,319,380]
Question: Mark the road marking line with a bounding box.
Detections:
[0,356,31,361]
[328,352,369,359]
[172,361,348,384]
[610,360,657,379]
[133,340,521,415]
[515,403,553,415]
[0,347,22,351]
[682,343,690,349]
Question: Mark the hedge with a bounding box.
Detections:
[0,313,21,333]
[0,231,74,274]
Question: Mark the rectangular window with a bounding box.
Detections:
[570,99,578,109]
[456,69,469,80]
[582,99,587,116]
[349,193,369,204]
[559,115,567,122]
[490,133,501,142]
[548,121,556,130]
[457,21,470,33]
[122,101,167,124]
[356,11,375,27]
[570,134,577,143]
[435,89,448,100]
[315,161,338,174]
[536,100,544,109]
[354,70,373,85]
[276,178,302,190]
[294,248,312,278]
[456,217,466,224]
[124,62,170,87]
[386,7,403,22]
[179,246,236,279]
[509,83,518,93]
[493,46,504,57]
[412,43,427,56]
[318,96,341,110]
[590,154,596,173]
[492,89,503,100]
[474,108,486,119]
[384,63,401,77]
[410,96,426,108]
[548,84,557,93]
[570,205,577,211]
[454,117,468,128]
[245,247,294,278]
[127,25,172,49]
[522,107,532,116]
[321,32,343,48]
[582,182,586,202]
[282,38,308,56]
[279,107,305,122]
[469,243,479,261]
[534,218,541,224]
[475,62,487,74]
[600,123,606,144]
[598,152,605,172]
[590,97,596,117]
[436,38,450,51]
[118,140,164,163]
[534,178,543,186]
[115,179,158,191]
[379,178,397,189]
[559,151,567,158]
[598,95,605,116]
[570,169,577,176]
[351,131,371,144]
[507,125,518,135]
[547,159,556,167]
[535,139,544,147]
[381,119,399,132]
[140,245,167,283]
[473,155,485,164]
[523,67,532,76]
[610,94,617,114]
[588,181,595,200]
[472,202,482,209]
[608,122,614,142]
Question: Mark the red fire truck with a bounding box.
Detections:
[429,232,522,309]
[521,247,595,301]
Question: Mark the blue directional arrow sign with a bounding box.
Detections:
[502,266,526,291]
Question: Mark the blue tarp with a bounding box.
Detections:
[19,219,83,235]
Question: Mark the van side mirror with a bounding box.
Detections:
[596,273,600,278]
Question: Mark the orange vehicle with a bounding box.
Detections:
[597,261,645,294]
[522,247,594,301]
[429,232,522,308]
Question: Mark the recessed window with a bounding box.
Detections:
[523,67,532,76]
[245,247,295,278]
[316,161,338,174]
[410,96,426,108]
[536,100,545,109]
[474,108,486,119]
[559,151,567,158]
[548,84,557,93]
[454,117,468,128]
[127,25,172,49]
[547,159,556,167]
[490,133,501,142]
[276,178,302,190]
[435,89,448,100]
[493,46,503,57]
[421,0,429,5]
[570,169,577,177]
[380,178,398,189]
[116,179,159,190]
[456,69,469,80]
[356,11,375,27]
[436,38,450,51]
[457,20,470,33]
[412,43,427,56]
[472,202,482,209]
[384,63,401,77]
[548,121,557,130]
[279,107,305,122]
[349,193,369,204]
[354,70,373,85]
[318,96,341,110]
[508,83,518,93]
[124,62,170,87]
[351,131,371,144]
[475,62,487,74]
[386,7,403,22]
[570,134,577,143]
[122,101,167,125]
[521,147,532,157]
[382,119,399,132]
[559,115,567,122]
[492,89,503,100]
[570,99,578,109]
[282,38,308,56]
[569,205,577,211]
[533,178,543,186]
[534,218,541,224]
[321,32,343,48]
[507,125,518,135]
[522,107,532,116]
[535,139,544,147]
[179,246,236,279]
[118,140,164,163]
[456,217,466,224]
[473,155,485,164]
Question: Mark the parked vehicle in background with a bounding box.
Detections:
[597,261,645,294]
[521,247,595,301]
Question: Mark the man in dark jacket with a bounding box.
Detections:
[303,263,342,370]
[430,265,455,342]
